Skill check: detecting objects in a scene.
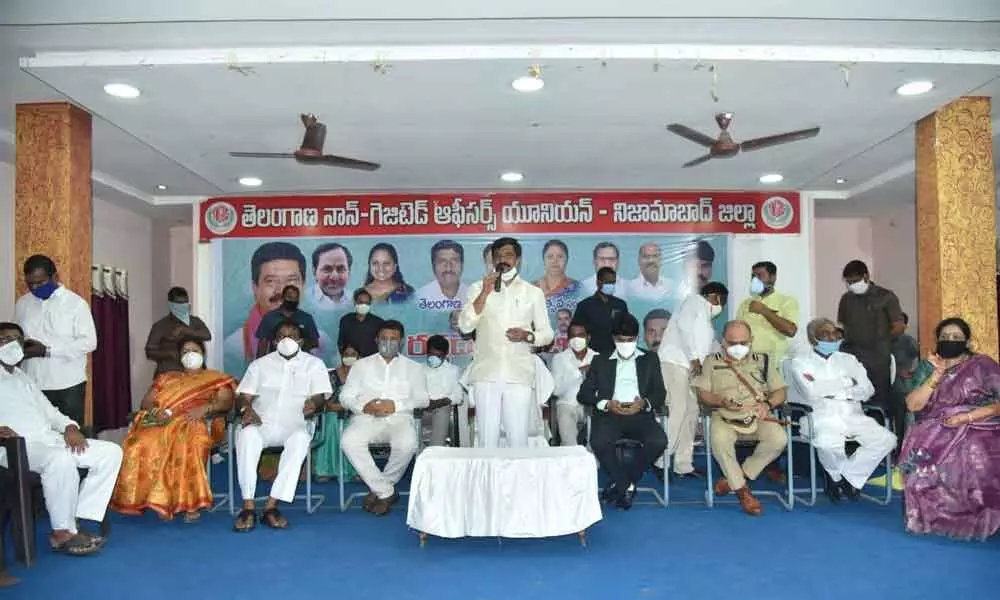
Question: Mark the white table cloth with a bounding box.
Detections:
[406,446,602,539]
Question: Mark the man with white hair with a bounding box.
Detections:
[787,317,896,502]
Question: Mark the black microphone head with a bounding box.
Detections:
[494,264,503,291]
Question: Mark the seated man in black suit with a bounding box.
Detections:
[578,313,667,509]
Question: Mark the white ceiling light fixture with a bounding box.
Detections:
[103,82,141,99]
[155,184,168,191]
[500,171,524,183]
[835,177,847,185]
[238,176,263,187]
[511,65,544,93]
[895,80,934,96]
[759,173,784,184]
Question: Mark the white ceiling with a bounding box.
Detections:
[0,1,998,222]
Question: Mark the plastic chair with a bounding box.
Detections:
[337,409,423,511]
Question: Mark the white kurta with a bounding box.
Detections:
[14,286,97,391]
[787,351,896,488]
[551,348,598,446]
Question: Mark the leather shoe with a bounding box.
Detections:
[362,492,378,512]
[601,485,624,504]
[713,477,732,496]
[764,464,786,484]
[735,486,763,516]
[824,473,842,503]
[616,486,635,510]
[840,479,861,500]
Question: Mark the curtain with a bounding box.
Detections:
[91,266,132,433]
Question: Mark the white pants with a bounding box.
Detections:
[555,402,586,446]
[811,413,897,489]
[472,382,533,449]
[341,415,418,499]
[662,362,698,474]
[236,423,311,503]
[0,437,122,534]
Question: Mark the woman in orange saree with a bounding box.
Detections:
[111,338,235,522]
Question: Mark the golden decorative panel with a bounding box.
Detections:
[915,96,997,359]
[14,102,95,424]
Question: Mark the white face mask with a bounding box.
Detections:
[726,344,750,361]
[848,281,870,295]
[356,303,371,316]
[277,337,300,358]
[568,337,588,352]
[615,341,638,359]
[500,266,518,282]
[341,356,358,367]
[0,340,24,367]
[710,304,723,319]
[180,351,204,370]
[427,355,444,369]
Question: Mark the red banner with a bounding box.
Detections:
[199,191,800,241]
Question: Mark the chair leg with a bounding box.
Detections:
[227,425,237,516]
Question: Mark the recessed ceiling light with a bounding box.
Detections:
[103,83,141,99]
[895,81,934,96]
[238,176,263,187]
[759,173,784,184]
[511,75,544,93]
[155,184,168,191]
[500,171,524,183]
[835,177,847,185]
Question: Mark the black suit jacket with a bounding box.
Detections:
[576,351,666,415]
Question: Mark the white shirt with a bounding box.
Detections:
[424,360,465,405]
[789,351,874,420]
[458,278,555,385]
[658,294,715,369]
[626,275,676,302]
[611,351,642,404]
[236,351,332,432]
[415,280,469,312]
[340,353,430,419]
[307,285,350,311]
[14,286,97,390]
[0,366,76,444]
[551,347,598,405]
[579,274,628,300]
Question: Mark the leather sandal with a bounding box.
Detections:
[233,508,257,532]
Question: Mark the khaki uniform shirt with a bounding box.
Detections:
[693,352,786,433]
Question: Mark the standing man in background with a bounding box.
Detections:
[735,261,799,362]
[338,289,385,358]
[579,242,627,299]
[255,285,320,358]
[459,237,554,449]
[145,286,212,376]
[14,255,97,425]
[573,267,628,356]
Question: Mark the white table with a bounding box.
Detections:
[405,446,602,545]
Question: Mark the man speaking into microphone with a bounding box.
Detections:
[459,237,554,448]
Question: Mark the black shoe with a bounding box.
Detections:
[601,485,624,504]
[824,473,842,503]
[616,487,635,511]
[652,467,665,482]
[840,479,861,500]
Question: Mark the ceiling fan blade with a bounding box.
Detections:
[740,127,820,152]
[666,124,717,148]
[299,154,380,171]
[229,152,297,159]
[682,154,714,168]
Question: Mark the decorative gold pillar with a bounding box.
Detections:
[15,102,94,425]
[915,96,997,359]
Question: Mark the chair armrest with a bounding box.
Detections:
[784,402,813,417]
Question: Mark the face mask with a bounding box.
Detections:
[936,340,967,359]
[500,266,518,282]
[568,337,588,352]
[341,356,358,367]
[378,338,401,358]
[276,337,299,358]
[31,280,58,301]
[356,303,371,316]
[168,301,191,325]
[599,283,616,296]
[726,344,750,361]
[427,355,444,368]
[710,304,723,319]
[848,281,870,295]
[749,277,766,296]
[0,341,24,367]
[282,299,299,311]
[615,341,637,359]
[815,340,842,356]
[181,351,204,370]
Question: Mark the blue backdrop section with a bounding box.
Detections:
[218,234,728,377]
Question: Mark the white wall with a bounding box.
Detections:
[169,225,195,293]
[0,162,13,320]
[812,217,874,323]
[871,206,918,337]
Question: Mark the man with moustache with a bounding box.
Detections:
[643,309,671,352]
[626,243,671,302]
[579,242,628,300]
[416,240,468,311]
[309,242,353,309]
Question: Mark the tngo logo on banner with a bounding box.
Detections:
[761,196,794,230]
[204,201,238,236]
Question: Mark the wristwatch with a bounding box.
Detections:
[526,332,535,344]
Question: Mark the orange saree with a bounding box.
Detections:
[111,370,235,519]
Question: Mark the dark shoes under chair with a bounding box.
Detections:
[601,484,636,510]
[363,490,399,516]
[823,472,860,503]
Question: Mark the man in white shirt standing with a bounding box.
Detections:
[458,237,555,449]
[789,317,896,502]
[233,321,331,532]
[422,334,465,446]
[657,281,728,479]
[340,320,429,516]
[0,322,121,556]
[14,255,97,425]
[551,321,598,446]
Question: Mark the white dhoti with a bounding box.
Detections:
[341,414,418,499]
[236,423,311,503]
[0,436,122,534]
[809,412,896,489]
[471,382,534,449]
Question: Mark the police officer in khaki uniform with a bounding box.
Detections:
[693,320,787,515]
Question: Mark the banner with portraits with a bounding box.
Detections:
[200,191,800,377]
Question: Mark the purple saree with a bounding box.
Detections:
[899,354,1000,540]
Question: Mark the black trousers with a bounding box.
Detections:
[42,382,86,426]
[590,413,667,490]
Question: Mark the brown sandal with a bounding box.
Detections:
[50,533,100,556]
[261,507,288,529]
[233,508,256,532]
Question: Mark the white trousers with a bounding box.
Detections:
[471,382,533,449]
[236,423,311,503]
[555,402,586,446]
[0,437,122,534]
[812,413,897,489]
[662,362,699,474]
[425,405,451,447]
[341,415,418,499]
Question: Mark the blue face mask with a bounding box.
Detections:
[749,276,766,296]
[169,301,191,325]
[30,280,58,301]
[427,355,444,369]
[815,340,842,356]
[599,283,616,296]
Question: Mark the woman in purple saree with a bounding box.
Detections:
[901,317,1000,541]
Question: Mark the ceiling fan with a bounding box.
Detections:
[666,113,820,168]
[229,113,380,171]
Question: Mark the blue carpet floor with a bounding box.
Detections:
[5,468,999,600]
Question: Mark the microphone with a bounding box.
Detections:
[494,264,503,292]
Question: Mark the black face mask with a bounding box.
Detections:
[936,340,967,359]
[282,299,299,312]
